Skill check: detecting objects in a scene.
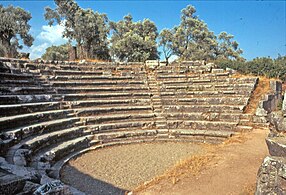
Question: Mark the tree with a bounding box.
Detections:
[217,32,243,60]
[110,14,159,62]
[0,5,34,57]
[171,5,218,61]
[158,29,174,64]
[42,43,70,61]
[44,0,110,60]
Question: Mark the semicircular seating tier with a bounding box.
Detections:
[0,58,258,194]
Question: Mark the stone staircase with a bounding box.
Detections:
[0,58,259,194]
[145,66,169,138]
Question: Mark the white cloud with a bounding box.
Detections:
[21,23,69,59]
[29,43,49,59]
[37,24,68,44]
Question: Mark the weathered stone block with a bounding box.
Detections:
[33,180,71,195]
[266,136,286,157]
[270,80,282,95]
[0,171,26,195]
[256,156,286,195]
[282,95,286,114]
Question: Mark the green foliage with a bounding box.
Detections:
[158,5,243,62]
[41,43,70,61]
[215,55,286,81]
[158,29,174,64]
[110,14,158,62]
[45,0,110,60]
[0,5,34,57]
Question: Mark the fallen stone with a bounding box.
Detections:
[0,170,26,195]
[33,180,71,195]
[256,156,286,195]
[266,136,286,157]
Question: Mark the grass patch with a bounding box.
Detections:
[244,76,271,114]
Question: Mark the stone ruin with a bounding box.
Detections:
[255,81,286,194]
[0,57,284,194]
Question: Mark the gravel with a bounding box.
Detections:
[61,141,205,195]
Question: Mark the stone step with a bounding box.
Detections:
[0,72,39,80]
[161,90,252,97]
[0,87,55,95]
[2,117,80,142]
[165,104,245,113]
[159,77,258,84]
[236,125,253,131]
[74,105,152,116]
[54,70,103,75]
[166,120,239,131]
[94,129,158,141]
[50,80,145,87]
[32,135,93,169]
[65,99,151,108]
[0,94,57,105]
[160,85,254,93]
[0,109,72,131]
[82,113,155,124]
[165,112,246,122]
[0,80,40,87]
[51,75,139,81]
[161,83,255,89]
[169,129,234,139]
[56,86,149,93]
[0,102,61,117]
[21,126,88,154]
[239,119,252,126]
[162,97,249,105]
[61,92,151,101]
[87,120,156,132]
[26,61,145,69]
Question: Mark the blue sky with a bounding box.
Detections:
[1,0,285,60]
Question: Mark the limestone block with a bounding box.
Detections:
[270,80,282,95]
[33,180,71,195]
[0,172,26,194]
[268,112,286,132]
[21,181,41,195]
[266,136,286,157]
[211,68,224,73]
[282,95,286,114]
[255,156,286,195]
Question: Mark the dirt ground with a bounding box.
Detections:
[61,128,269,195]
[61,142,207,195]
[135,128,269,195]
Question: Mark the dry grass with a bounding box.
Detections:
[244,76,272,114]
[133,152,215,193]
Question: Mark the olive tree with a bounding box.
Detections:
[41,43,70,61]
[44,0,110,60]
[0,5,34,57]
[110,14,158,62]
[217,32,243,60]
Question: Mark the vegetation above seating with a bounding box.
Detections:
[215,55,286,82]
[0,0,284,82]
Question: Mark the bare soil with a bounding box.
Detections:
[135,128,269,195]
[61,128,269,195]
[61,142,206,195]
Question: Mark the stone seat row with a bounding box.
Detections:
[0,58,258,194]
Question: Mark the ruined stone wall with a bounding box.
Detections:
[255,85,286,194]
